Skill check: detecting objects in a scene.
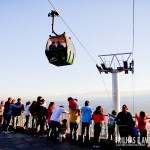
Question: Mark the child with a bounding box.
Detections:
[133,121,139,144]
[68,97,79,110]
[107,110,117,141]
[135,111,148,144]
[59,119,68,143]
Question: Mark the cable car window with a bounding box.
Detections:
[46,36,66,51]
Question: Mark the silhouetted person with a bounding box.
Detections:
[49,41,56,50]
[57,41,64,48]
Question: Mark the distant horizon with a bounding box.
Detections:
[0,89,149,100]
[1,1,150,104]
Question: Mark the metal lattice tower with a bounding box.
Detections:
[96,52,134,112]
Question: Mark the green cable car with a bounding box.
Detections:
[45,10,76,67]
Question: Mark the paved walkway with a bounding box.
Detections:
[0,131,150,150]
[0,131,95,150]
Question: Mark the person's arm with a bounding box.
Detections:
[99,113,105,122]
[116,113,121,125]
[63,109,69,114]
[78,108,81,116]
[92,113,94,120]
[12,104,22,109]
[135,113,139,120]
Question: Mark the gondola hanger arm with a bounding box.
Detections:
[48,10,59,36]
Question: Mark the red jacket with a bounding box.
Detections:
[135,114,148,130]
[92,113,105,123]
[47,104,55,124]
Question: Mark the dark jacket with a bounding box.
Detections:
[3,101,11,116]
[116,111,134,127]
[12,102,23,116]
[36,105,47,120]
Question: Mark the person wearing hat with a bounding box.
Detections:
[116,104,134,143]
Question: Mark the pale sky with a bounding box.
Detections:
[0,0,150,104]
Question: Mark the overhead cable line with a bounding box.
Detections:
[47,0,96,64]
[132,0,135,115]
[47,0,113,108]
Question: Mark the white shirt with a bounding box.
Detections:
[50,107,65,122]
[24,105,30,116]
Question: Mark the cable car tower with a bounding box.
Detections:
[96,53,134,113]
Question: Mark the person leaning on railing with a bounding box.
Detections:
[29,100,37,129]
[4,99,23,133]
[92,106,105,148]
[135,111,149,144]
[116,104,134,143]
[69,100,81,142]
[50,105,69,141]
[81,100,92,143]
[47,101,55,140]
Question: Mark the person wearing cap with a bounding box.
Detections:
[81,100,92,142]
[116,104,134,142]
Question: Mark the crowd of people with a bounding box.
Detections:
[0,96,149,148]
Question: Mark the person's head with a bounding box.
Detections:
[122,104,128,112]
[37,96,42,103]
[52,41,55,44]
[60,105,64,108]
[8,97,12,103]
[139,111,146,119]
[49,102,55,106]
[26,101,31,106]
[12,99,16,104]
[94,106,103,114]
[1,100,5,106]
[68,97,73,101]
[99,106,103,113]
[31,100,37,107]
[112,110,117,116]
[57,41,60,45]
[17,98,21,103]
[40,99,45,105]
[85,100,89,106]
[62,119,67,125]
[74,98,78,102]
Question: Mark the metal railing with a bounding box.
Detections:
[9,113,150,139]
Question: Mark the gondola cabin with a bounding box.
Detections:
[45,33,76,66]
